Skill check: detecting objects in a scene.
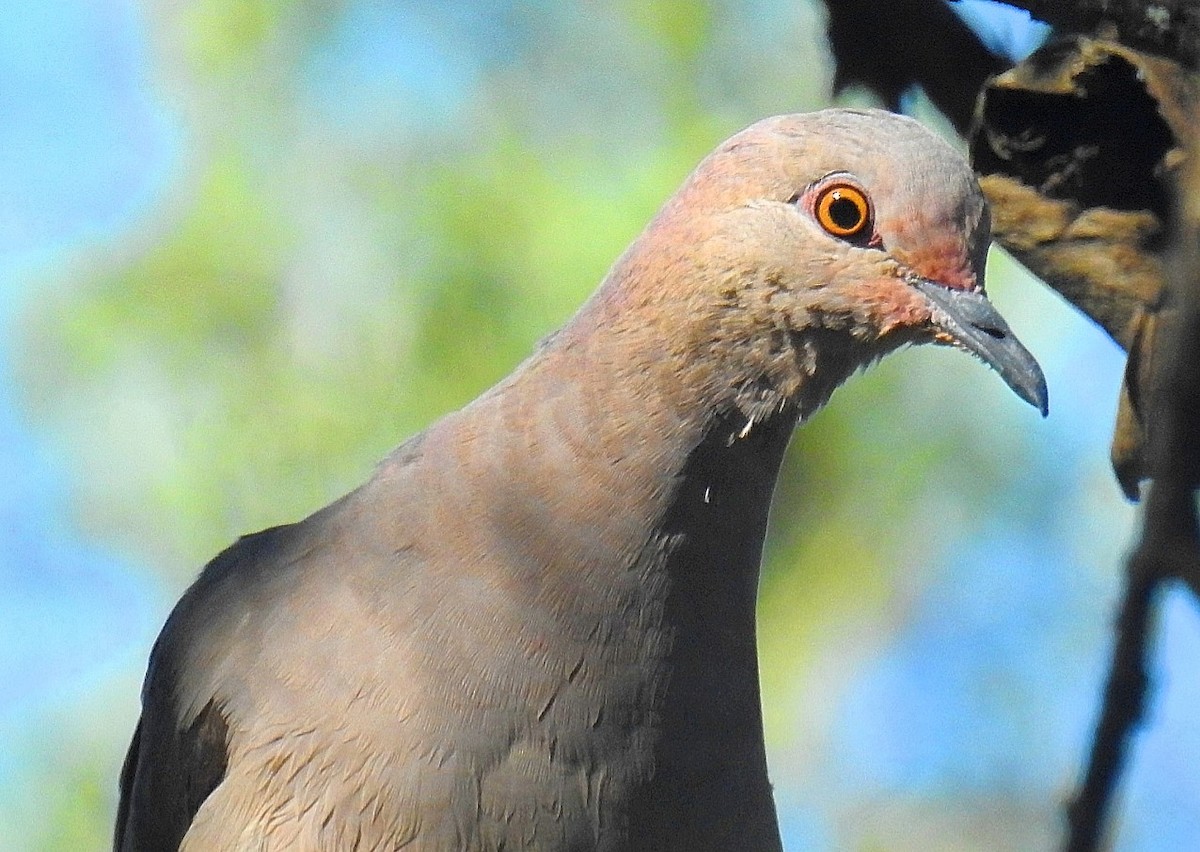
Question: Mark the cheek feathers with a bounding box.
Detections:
[859,278,934,335]
[883,198,984,291]
[885,223,981,292]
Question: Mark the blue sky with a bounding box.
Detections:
[0,0,173,766]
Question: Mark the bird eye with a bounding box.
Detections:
[814,184,872,240]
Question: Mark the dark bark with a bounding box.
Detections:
[998,0,1200,65]
[823,0,1009,134]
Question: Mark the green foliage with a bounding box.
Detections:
[22,0,829,578]
[32,766,110,852]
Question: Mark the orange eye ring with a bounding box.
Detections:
[814,184,872,239]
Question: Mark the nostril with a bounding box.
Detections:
[975,324,1006,340]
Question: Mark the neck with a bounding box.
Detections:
[393,277,858,848]
[624,406,795,850]
[438,290,816,846]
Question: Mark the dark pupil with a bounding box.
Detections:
[828,196,862,230]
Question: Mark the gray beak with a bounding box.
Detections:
[912,278,1049,416]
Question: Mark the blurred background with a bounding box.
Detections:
[1,1,1195,849]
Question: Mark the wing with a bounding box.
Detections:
[115,698,230,851]
[114,423,621,850]
[114,522,312,851]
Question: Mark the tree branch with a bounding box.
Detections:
[996,0,1200,66]
[823,0,1009,134]
[1063,115,1200,852]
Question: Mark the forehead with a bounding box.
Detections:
[674,109,988,251]
[709,110,991,285]
[761,111,979,209]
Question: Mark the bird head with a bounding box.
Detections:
[630,108,1047,419]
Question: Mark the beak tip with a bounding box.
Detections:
[1016,370,1049,417]
[1022,365,1049,418]
[1003,358,1048,418]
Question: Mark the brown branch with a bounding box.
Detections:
[1063,119,1200,852]
[1063,488,1168,852]
[1152,135,1200,495]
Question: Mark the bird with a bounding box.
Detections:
[115,108,1047,852]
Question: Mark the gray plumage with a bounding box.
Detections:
[116,109,1045,852]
